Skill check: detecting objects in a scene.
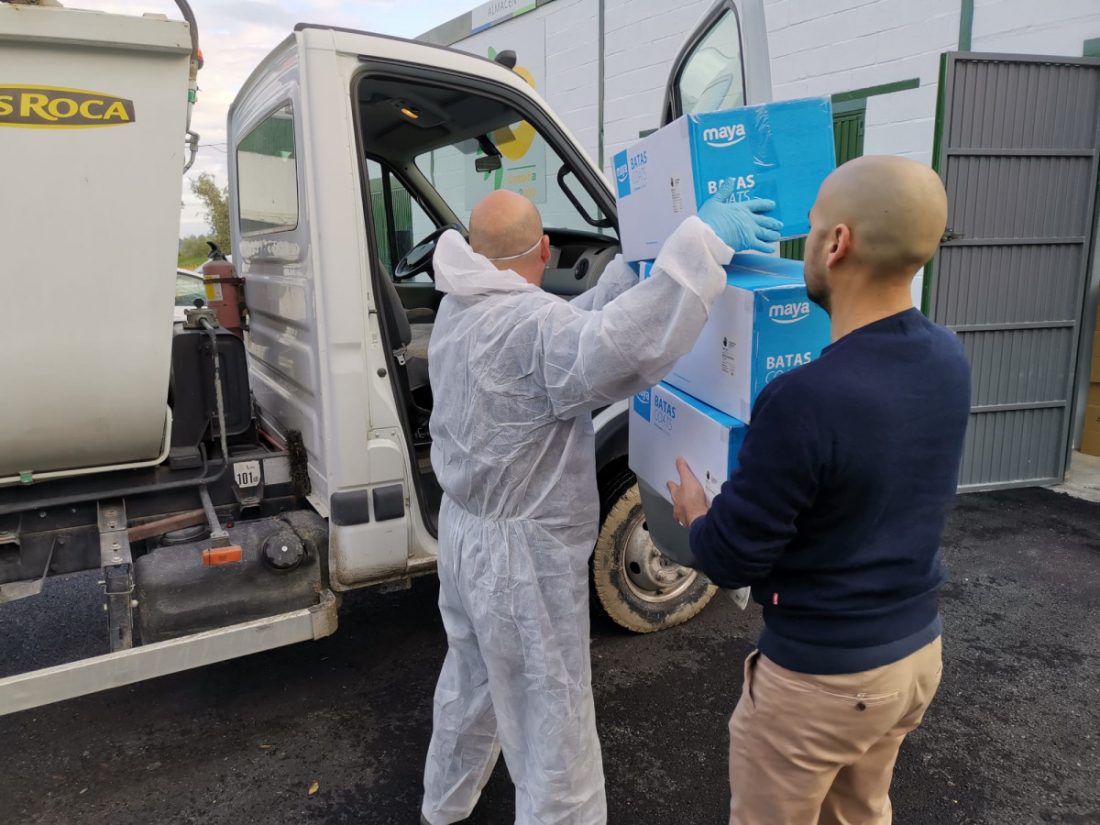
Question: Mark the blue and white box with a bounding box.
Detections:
[613,97,835,261]
[629,383,748,505]
[641,254,830,422]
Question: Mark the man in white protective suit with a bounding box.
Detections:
[421,183,782,825]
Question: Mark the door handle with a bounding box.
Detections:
[942,228,965,243]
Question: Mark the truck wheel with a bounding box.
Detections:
[594,479,716,633]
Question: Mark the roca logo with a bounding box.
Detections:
[768,301,811,324]
[702,122,747,148]
[0,86,136,129]
[616,162,629,183]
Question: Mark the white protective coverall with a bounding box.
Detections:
[422,216,732,825]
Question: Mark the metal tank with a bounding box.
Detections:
[0,4,193,483]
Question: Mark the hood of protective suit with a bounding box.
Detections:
[433,230,539,296]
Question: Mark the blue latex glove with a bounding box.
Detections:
[697,178,783,253]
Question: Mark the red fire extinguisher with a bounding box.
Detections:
[201,242,246,337]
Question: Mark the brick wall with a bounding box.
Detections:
[972,0,1100,55]
[441,0,1100,194]
[766,0,959,165]
[601,0,715,178]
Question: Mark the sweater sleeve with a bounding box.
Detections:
[689,377,824,589]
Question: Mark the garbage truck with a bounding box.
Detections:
[0,0,772,715]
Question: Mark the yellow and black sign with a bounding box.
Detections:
[0,85,135,128]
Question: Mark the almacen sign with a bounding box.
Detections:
[0,86,135,128]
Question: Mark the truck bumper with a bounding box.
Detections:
[0,589,338,717]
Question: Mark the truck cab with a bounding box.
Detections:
[0,0,769,714]
[229,0,768,630]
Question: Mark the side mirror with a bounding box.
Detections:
[494,50,517,70]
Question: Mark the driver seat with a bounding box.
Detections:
[378,272,430,391]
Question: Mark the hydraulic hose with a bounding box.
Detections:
[173,0,201,173]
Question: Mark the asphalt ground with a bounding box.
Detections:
[0,487,1097,824]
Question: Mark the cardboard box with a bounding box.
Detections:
[629,383,748,505]
[1089,333,1100,384]
[1080,383,1100,457]
[640,254,830,421]
[613,97,836,261]
[1087,383,1100,409]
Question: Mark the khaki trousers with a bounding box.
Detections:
[728,638,942,825]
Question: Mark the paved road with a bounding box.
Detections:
[1,488,1098,824]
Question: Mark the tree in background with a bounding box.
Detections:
[178,235,210,269]
[190,173,230,254]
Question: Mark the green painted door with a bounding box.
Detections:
[780,103,865,260]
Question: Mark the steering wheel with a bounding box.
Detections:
[394,223,464,282]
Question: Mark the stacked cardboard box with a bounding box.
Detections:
[628,257,830,501]
[613,97,835,262]
[639,255,831,423]
[1080,324,1100,456]
[629,384,748,505]
[619,99,835,504]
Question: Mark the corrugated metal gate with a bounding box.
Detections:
[927,52,1100,490]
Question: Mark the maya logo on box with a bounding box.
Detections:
[633,389,652,421]
[702,122,747,147]
[613,150,631,198]
[768,301,811,324]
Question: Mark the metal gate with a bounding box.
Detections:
[927,52,1100,490]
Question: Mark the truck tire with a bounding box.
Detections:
[593,477,716,633]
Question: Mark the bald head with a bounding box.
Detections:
[812,155,947,277]
[469,190,544,260]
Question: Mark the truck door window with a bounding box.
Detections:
[414,120,610,234]
[674,6,745,116]
[365,158,433,276]
[237,103,298,234]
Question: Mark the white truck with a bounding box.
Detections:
[0,0,771,715]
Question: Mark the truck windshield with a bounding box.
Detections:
[412,116,609,237]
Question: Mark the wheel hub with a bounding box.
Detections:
[622,514,696,602]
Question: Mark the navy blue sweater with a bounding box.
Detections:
[690,309,970,674]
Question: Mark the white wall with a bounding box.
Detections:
[454,0,602,163]
[444,0,1100,180]
[766,0,1100,165]
[442,0,606,230]
[971,0,1100,55]
[541,0,601,161]
[601,0,714,175]
[766,0,959,165]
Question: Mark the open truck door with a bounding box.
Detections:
[640,0,773,566]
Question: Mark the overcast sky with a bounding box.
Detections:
[71,0,477,237]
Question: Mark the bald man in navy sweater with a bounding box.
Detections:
[669,155,970,825]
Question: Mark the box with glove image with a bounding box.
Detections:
[629,383,748,505]
[613,97,835,261]
[640,254,830,422]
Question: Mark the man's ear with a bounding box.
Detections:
[826,224,852,269]
[540,234,551,263]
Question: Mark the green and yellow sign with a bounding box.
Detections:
[0,85,135,128]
